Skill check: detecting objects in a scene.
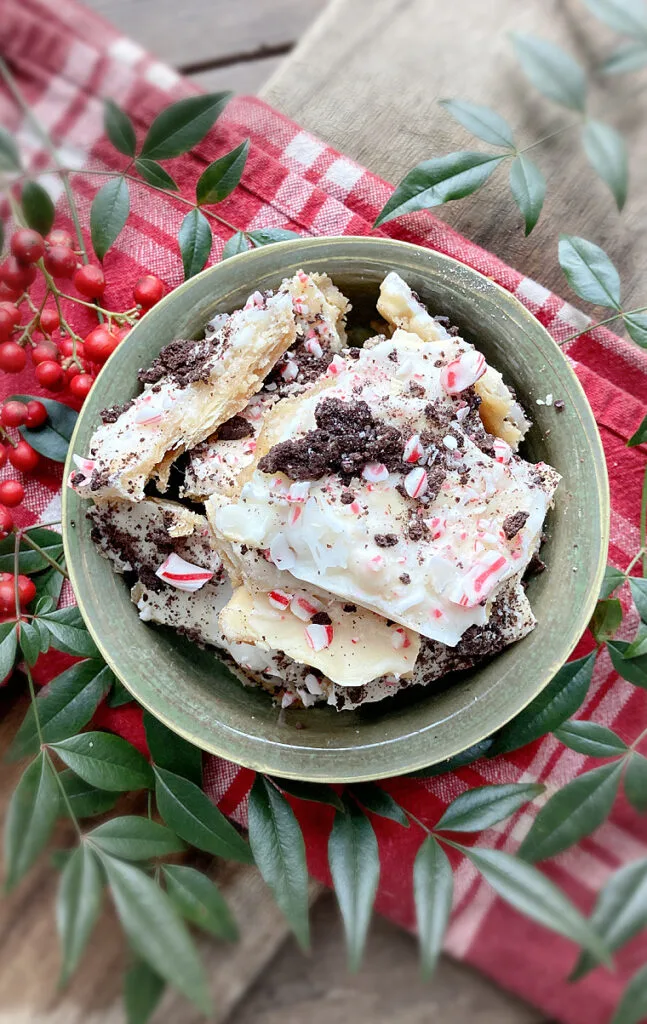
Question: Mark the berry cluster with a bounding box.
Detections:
[0,571,36,613]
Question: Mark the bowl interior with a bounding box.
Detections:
[63,237,608,782]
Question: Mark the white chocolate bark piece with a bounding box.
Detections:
[212,330,560,646]
[73,288,298,501]
[377,271,449,342]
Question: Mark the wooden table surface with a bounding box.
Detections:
[5,0,640,1020]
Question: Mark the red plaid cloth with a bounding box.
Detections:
[3,2,647,1021]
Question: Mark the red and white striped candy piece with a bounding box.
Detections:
[155,553,214,592]
[288,505,303,527]
[362,462,389,483]
[326,354,346,376]
[304,623,334,651]
[280,359,299,382]
[244,290,265,310]
[268,589,292,610]
[286,481,310,503]
[403,434,424,463]
[404,466,428,499]
[304,337,323,358]
[450,550,509,608]
[67,454,96,490]
[290,594,324,621]
[133,390,175,426]
[440,350,486,395]
[269,534,296,570]
[492,438,512,463]
[426,515,446,540]
[391,627,411,650]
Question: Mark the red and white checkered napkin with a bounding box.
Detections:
[3,1,647,1020]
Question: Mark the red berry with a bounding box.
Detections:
[0,480,24,507]
[134,275,165,309]
[36,359,65,391]
[0,342,27,373]
[74,264,105,299]
[0,302,21,329]
[8,440,39,474]
[39,308,60,334]
[17,575,36,606]
[0,581,14,611]
[0,506,13,540]
[0,401,28,428]
[84,325,120,364]
[59,338,85,360]
[0,446,6,469]
[46,229,74,249]
[1,255,37,292]
[11,228,45,264]
[69,373,94,400]
[0,302,20,342]
[0,282,21,303]
[31,341,59,365]
[44,245,77,279]
[25,400,48,429]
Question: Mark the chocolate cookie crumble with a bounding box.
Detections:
[503,511,529,540]
[138,338,214,387]
[218,415,254,441]
[375,533,399,547]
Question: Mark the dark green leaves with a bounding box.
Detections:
[411,738,493,778]
[178,208,212,280]
[221,231,251,260]
[196,139,250,205]
[0,622,17,683]
[350,783,409,826]
[162,864,238,940]
[512,33,587,111]
[101,856,212,1016]
[247,228,301,246]
[518,761,624,862]
[624,312,647,348]
[19,621,41,667]
[58,770,119,818]
[88,816,185,860]
[90,177,130,261]
[607,639,647,687]
[21,181,55,235]
[489,653,596,755]
[9,394,78,465]
[611,965,647,1024]
[0,127,21,171]
[413,836,453,978]
[624,753,647,811]
[572,857,647,981]
[558,234,621,308]
[123,960,165,1024]
[5,752,59,890]
[8,660,113,760]
[104,99,136,158]
[51,733,154,791]
[134,158,179,191]
[630,577,647,621]
[37,606,98,658]
[0,527,63,573]
[434,783,544,833]
[590,598,623,641]
[374,152,505,226]
[509,154,546,235]
[56,844,103,983]
[600,564,626,594]
[248,776,310,949]
[141,92,232,160]
[269,777,344,812]
[143,711,202,787]
[154,766,252,862]
[554,720,628,757]
[439,100,515,148]
[582,120,628,210]
[328,800,380,972]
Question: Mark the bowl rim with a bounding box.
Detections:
[62,235,610,781]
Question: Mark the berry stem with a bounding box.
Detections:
[38,261,85,359]
[0,425,18,448]
[55,290,139,325]
[19,532,69,578]
[559,305,647,346]
[13,530,22,625]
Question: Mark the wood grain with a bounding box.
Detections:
[190,56,284,97]
[263,0,647,311]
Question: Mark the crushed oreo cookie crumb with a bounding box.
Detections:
[374,533,398,547]
[218,415,253,441]
[138,337,214,388]
[311,611,332,625]
[100,399,134,424]
[503,511,529,540]
[399,573,411,584]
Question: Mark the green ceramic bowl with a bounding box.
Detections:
[63,237,608,782]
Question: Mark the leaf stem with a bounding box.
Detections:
[13,530,22,624]
[45,748,83,838]
[401,807,433,834]
[559,305,647,346]
[631,726,647,753]
[626,548,645,576]
[518,118,584,154]
[20,532,69,578]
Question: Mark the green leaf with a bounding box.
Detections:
[489,653,596,755]
[8,660,113,760]
[162,864,238,941]
[221,231,251,260]
[629,577,647,621]
[247,228,301,246]
[572,857,647,981]
[141,92,232,160]
[624,753,647,811]
[508,154,546,235]
[52,733,154,791]
[583,0,647,37]
[0,621,18,682]
[604,41,647,73]
[413,836,453,979]
[410,738,493,778]
[0,527,63,573]
[0,127,21,171]
[439,99,515,148]
[624,626,647,658]
[89,816,185,860]
[124,960,165,1024]
[4,752,59,890]
[269,777,344,812]
[8,397,77,447]
[58,770,119,818]
[582,119,628,211]
[247,776,310,949]
[590,597,623,641]
[554,720,628,757]
[196,139,250,205]
[435,783,544,833]
[600,564,626,594]
[21,181,55,235]
[350,783,410,827]
[143,710,202,787]
[104,99,137,157]
[56,844,103,983]
[611,965,647,1024]
[90,177,130,261]
[38,606,98,657]
[134,158,179,191]
[607,639,647,687]
[178,208,212,281]
[19,621,41,667]
[107,678,133,708]
[558,234,621,309]
[374,152,505,226]
[457,844,609,963]
[154,766,252,862]
[101,856,212,1016]
[511,33,587,111]
[328,800,380,972]
[625,312,647,348]
[518,761,624,862]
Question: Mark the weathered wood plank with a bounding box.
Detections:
[263,0,647,310]
[189,56,284,97]
[84,0,326,71]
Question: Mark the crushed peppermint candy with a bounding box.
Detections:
[492,437,512,463]
[269,534,296,570]
[304,623,334,651]
[440,350,486,394]
[286,481,310,503]
[443,435,458,450]
[304,673,324,695]
[391,627,411,650]
[403,434,424,463]
[304,337,323,358]
[268,589,292,610]
[404,466,428,499]
[155,553,214,592]
[291,594,324,621]
[68,455,96,491]
[280,360,299,382]
[362,462,389,483]
[450,550,509,608]
[326,354,346,376]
